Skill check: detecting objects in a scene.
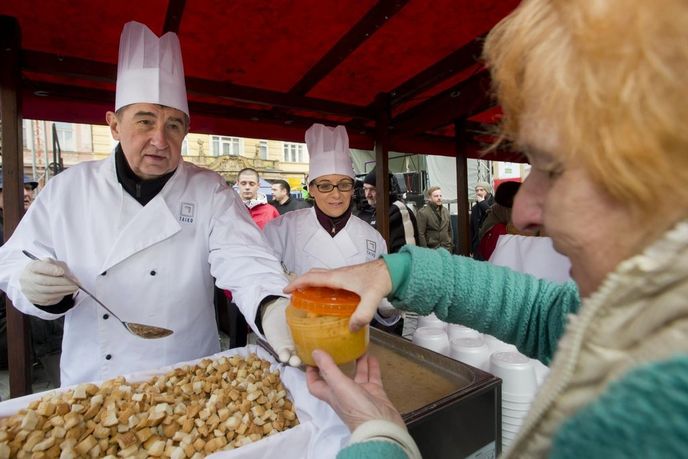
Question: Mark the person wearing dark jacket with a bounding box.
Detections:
[417,186,454,252]
[470,181,495,259]
[360,170,418,254]
[270,179,308,215]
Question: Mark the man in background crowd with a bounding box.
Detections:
[0,174,38,241]
[237,168,279,229]
[270,179,307,215]
[470,181,494,259]
[360,170,418,254]
[417,186,454,252]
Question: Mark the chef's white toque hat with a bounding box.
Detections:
[115,21,189,117]
[306,124,355,181]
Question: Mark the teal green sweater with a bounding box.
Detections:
[338,246,688,458]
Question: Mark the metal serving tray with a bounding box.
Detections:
[369,329,502,458]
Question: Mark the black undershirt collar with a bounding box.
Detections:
[314,203,352,237]
[115,144,175,206]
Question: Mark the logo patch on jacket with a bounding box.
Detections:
[366,240,376,258]
[179,202,195,223]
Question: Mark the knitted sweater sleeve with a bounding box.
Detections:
[337,440,409,459]
[551,356,688,458]
[383,245,581,363]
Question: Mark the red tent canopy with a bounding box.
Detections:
[0,0,524,162]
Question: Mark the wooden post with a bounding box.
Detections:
[454,120,470,256]
[0,15,33,397]
[373,93,391,247]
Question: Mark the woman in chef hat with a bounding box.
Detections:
[264,124,400,326]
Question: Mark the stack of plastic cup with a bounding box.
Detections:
[412,326,450,356]
[483,334,518,354]
[447,324,480,341]
[489,352,537,449]
[417,313,447,330]
[449,336,490,371]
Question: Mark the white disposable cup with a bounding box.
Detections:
[502,407,530,419]
[447,324,480,341]
[483,334,518,354]
[417,313,447,330]
[502,423,521,435]
[502,429,517,440]
[412,327,450,355]
[490,352,538,397]
[449,336,490,370]
[502,392,536,403]
[502,399,533,411]
[533,359,550,387]
[502,414,524,427]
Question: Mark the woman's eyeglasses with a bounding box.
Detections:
[314,181,354,193]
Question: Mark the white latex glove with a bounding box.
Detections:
[262,297,301,367]
[19,259,78,306]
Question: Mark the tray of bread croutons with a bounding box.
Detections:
[0,346,323,459]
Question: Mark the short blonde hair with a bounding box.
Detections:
[484,0,688,215]
[426,186,441,199]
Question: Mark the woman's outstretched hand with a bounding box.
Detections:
[306,350,405,432]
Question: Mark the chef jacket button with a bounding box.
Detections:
[101,271,107,276]
[150,270,156,276]
[105,354,112,360]
[103,314,109,320]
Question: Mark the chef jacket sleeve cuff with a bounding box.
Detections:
[349,420,421,459]
[256,295,283,334]
[382,253,412,296]
[34,294,75,315]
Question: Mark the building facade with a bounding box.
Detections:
[18,120,310,191]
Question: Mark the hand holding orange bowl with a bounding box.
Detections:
[286,287,368,366]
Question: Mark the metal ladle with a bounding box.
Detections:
[22,250,173,339]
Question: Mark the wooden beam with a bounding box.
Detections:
[163,0,186,34]
[389,34,485,107]
[391,69,493,138]
[22,50,116,83]
[22,80,373,134]
[0,15,33,397]
[289,0,410,96]
[21,50,373,119]
[185,77,372,119]
[454,120,470,256]
[374,93,391,246]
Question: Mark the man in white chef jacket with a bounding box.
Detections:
[0,21,298,387]
[263,124,400,327]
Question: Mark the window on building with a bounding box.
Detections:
[22,119,34,150]
[258,140,268,160]
[283,142,304,163]
[212,136,242,156]
[54,122,75,151]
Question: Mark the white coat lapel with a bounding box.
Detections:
[302,217,359,267]
[101,195,181,271]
